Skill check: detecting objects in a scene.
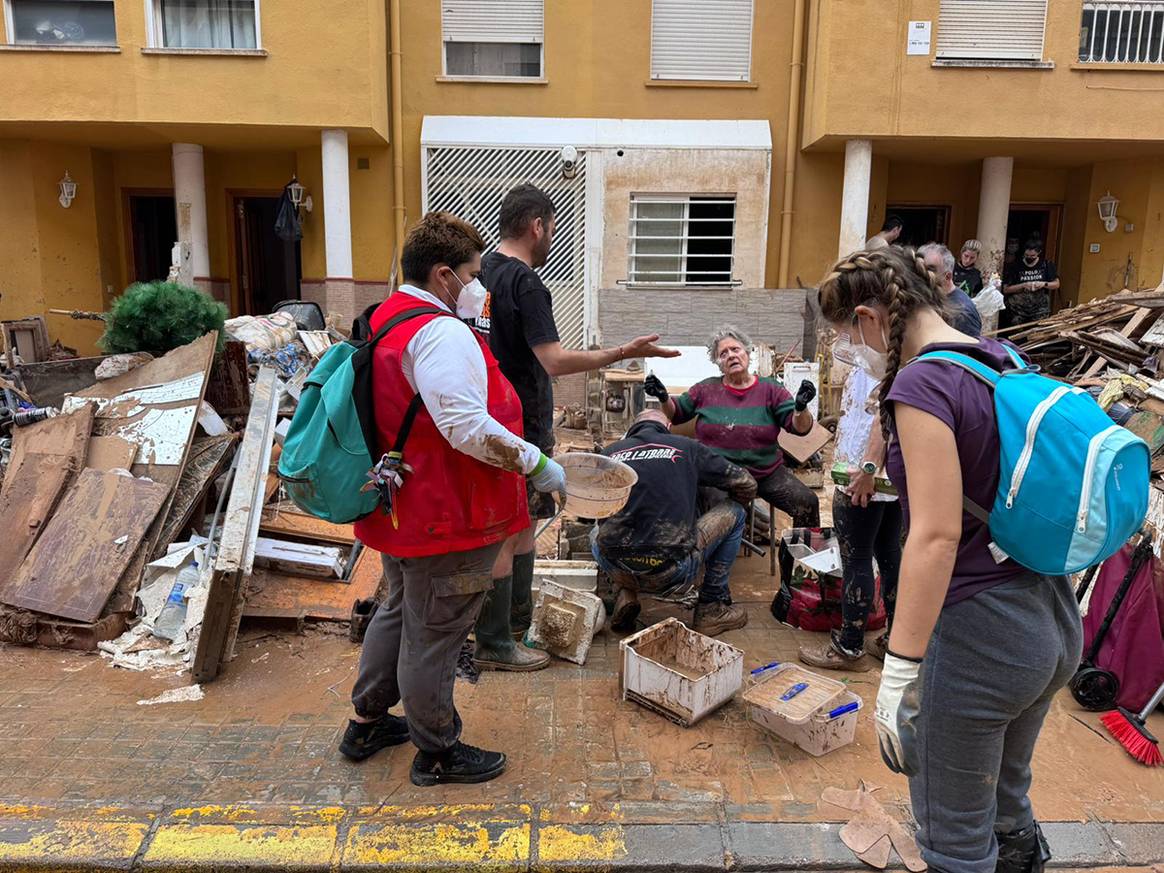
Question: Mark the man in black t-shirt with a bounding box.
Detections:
[1003,240,1059,327]
[471,184,679,672]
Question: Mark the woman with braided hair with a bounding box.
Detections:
[816,247,1082,873]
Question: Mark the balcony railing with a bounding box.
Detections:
[1080,1,1164,63]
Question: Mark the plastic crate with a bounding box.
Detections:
[743,662,861,756]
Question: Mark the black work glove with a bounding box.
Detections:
[643,374,669,403]
[794,379,817,413]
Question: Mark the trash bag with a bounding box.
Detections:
[274,184,302,242]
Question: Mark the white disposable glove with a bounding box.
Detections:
[529,453,567,500]
[875,651,922,775]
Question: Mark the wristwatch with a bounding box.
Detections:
[860,460,878,475]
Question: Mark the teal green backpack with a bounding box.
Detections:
[277,306,440,523]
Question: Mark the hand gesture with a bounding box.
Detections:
[794,379,817,413]
[623,334,681,359]
[643,374,669,403]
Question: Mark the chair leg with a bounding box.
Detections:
[769,504,777,577]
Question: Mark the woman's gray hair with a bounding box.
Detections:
[707,325,753,362]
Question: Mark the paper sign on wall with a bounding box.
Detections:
[907,20,932,55]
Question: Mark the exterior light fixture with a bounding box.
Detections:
[287,176,312,214]
[58,171,77,208]
[1097,191,1119,233]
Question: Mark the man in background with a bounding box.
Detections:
[866,216,903,251]
[921,242,982,337]
[1004,239,1059,327]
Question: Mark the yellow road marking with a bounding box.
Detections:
[0,819,150,866]
[536,824,628,864]
[143,823,337,866]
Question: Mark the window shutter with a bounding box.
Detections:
[936,0,1048,61]
[442,0,544,44]
[651,0,753,81]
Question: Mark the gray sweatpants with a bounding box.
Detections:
[351,544,501,754]
[907,572,1083,873]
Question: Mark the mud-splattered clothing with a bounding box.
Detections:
[1003,259,1057,326]
[832,491,902,656]
[672,376,798,479]
[595,420,756,571]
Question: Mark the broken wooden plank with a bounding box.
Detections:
[778,421,834,465]
[243,546,380,623]
[35,612,128,652]
[153,434,237,555]
[254,537,345,579]
[1125,410,1164,455]
[192,367,279,683]
[2,469,170,622]
[204,340,250,416]
[259,507,356,546]
[14,355,111,407]
[86,435,137,472]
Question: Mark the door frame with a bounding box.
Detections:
[1007,202,1064,266]
[122,187,175,286]
[883,203,954,247]
[226,188,289,316]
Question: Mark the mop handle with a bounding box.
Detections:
[1137,679,1164,722]
[1085,538,1152,663]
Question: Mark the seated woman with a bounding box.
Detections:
[644,325,821,529]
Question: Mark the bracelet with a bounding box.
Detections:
[886,645,923,664]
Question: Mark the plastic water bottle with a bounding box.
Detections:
[154,562,198,642]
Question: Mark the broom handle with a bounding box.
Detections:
[1085,539,1152,663]
[1137,679,1164,722]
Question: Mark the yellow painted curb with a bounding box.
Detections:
[536,824,628,864]
[0,807,154,871]
[142,823,337,869]
[343,805,532,869]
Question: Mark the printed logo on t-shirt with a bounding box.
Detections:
[473,290,492,334]
[610,443,684,464]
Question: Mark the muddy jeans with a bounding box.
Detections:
[833,490,902,655]
[592,502,746,603]
[906,573,1083,873]
[702,466,820,529]
[351,544,501,754]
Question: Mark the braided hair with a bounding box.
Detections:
[817,246,951,439]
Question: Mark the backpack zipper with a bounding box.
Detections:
[1005,385,1073,509]
[1075,424,1122,534]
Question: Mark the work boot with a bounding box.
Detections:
[411,741,507,786]
[692,601,748,637]
[510,551,535,640]
[338,715,410,761]
[798,639,873,673]
[867,631,889,662]
[349,598,378,644]
[474,575,550,672]
[610,587,641,633]
[996,821,1051,873]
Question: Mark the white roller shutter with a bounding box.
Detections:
[441,0,544,44]
[651,0,753,81]
[936,0,1048,61]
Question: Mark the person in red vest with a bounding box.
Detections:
[339,212,566,787]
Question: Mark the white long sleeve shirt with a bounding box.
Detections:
[396,285,541,475]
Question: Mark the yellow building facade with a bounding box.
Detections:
[2,0,1163,354]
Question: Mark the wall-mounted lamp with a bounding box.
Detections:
[58,171,77,209]
[1097,190,1119,233]
[288,176,313,213]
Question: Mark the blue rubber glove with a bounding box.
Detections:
[529,453,567,499]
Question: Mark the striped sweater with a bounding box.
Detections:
[673,376,796,478]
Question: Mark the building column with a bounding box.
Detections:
[838,139,873,258]
[976,156,1014,279]
[321,129,355,322]
[172,144,210,294]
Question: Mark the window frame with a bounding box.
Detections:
[649,0,754,83]
[4,0,118,47]
[627,194,738,288]
[440,39,545,81]
[144,0,262,51]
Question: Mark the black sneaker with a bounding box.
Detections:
[339,715,410,761]
[410,741,507,786]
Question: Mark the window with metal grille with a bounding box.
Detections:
[650,0,753,81]
[6,0,116,45]
[629,196,736,286]
[442,0,544,78]
[1080,1,1164,63]
[935,0,1048,61]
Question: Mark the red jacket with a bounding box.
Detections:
[354,294,530,557]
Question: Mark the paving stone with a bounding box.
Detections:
[727,821,854,870]
[1043,821,1121,866]
[1103,822,1164,865]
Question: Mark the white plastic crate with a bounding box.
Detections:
[532,559,597,593]
[743,662,862,757]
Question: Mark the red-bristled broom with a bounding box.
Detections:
[1101,679,1164,767]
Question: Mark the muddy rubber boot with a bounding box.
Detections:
[510,551,535,640]
[473,575,550,672]
[996,821,1051,873]
[349,598,379,644]
[692,601,748,637]
[867,631,889,662]
[610,587,641,633]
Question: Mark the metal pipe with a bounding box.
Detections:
[389,0,406,284]
[777,0,807,287]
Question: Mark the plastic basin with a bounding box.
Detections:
[559,452,638,519]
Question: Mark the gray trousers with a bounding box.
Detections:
[907,572,1083,873]
[351,544,501,754]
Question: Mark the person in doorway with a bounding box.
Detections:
[645,325,821,529]
[473,183,679,671]
[798,362,901,671]
[920,242,981,337]
[817,245,1082,873]
[866,215,904,251]
[953,239,984,298]
[340,212,568,787]
[1003,240,1059,327]
[592,410,757,636]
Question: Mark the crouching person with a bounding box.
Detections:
[339,212,566,786]
[591,410,757,636]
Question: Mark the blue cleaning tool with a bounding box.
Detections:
[780,682,808,701]
[827,701,860,719]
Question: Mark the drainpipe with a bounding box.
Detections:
[777,0,807,288]
[389,0,405,284]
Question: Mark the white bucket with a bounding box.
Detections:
[559,453,637,519]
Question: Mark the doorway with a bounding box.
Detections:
[127,193,178,284]
[884,205,952,249]
[1006,204,1062,270]
[232,195,301,315]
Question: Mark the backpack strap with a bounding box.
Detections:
[367,304,444,348]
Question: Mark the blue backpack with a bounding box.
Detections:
[915,347,1149,575]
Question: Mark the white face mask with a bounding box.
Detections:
[449,272,488,320]
[834,320,889,380]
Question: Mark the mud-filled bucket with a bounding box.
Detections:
[559,452,638,519]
